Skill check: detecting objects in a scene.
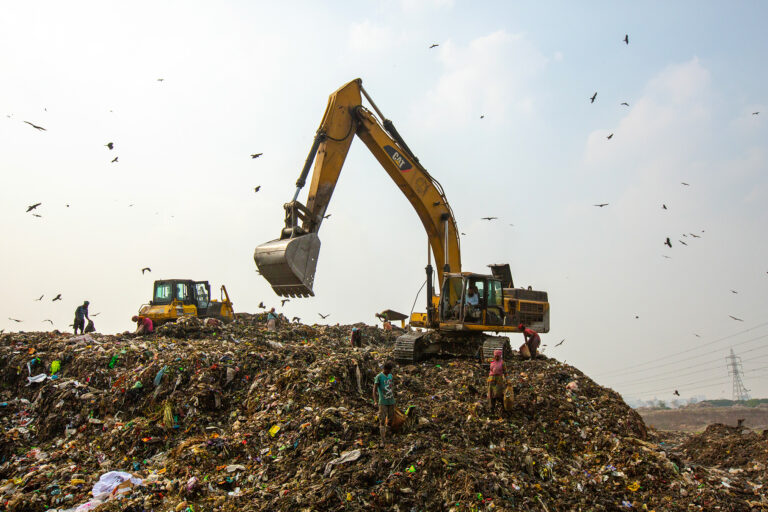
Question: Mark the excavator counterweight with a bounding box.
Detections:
[254,233,320,297]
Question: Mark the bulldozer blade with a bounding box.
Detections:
[254,234,320,297]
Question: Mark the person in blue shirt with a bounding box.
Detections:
[373,361,396,445]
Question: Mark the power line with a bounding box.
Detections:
[610,341,768,388]
[603,331,768,383]
[595,320,768,379]
[629,367,768,397]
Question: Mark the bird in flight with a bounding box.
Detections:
[662,204,667,210]
[52,294,62,301]
[590,92,597,103]
[292,316,301,323]
[673,390,680,396]
[111,157,118,163]
[620,102,630,106]
[664,237,672,248]
[157,78,164,82]
[26,203,42,212]
[729,315,744,321]
[24,121,46,131]
[662,255,671,259]
[694,333,700,337]
[35,294,43,301]
[323,214,332,219]
[689,233,701,238]
[460,232,466,236]
[731,290,738,294]
[32,214,42,218]
[250,153,263,159]
[623,34,629,45]
[635,315,639,319]
[594,203,609,208]
[254,186,261,193]
[91,312,100,316]
[258,302,265,309]
[480,115,485,119]
[280,299,290,306]
[43,319,54,325]
[318,313,330,319]
[681,182,690,186]
[429,43,439,49]
[607,133,613,140]
[141,267,151,274]
[481,217,498,221]
[105,142,114,150]
[554,339,565,347]
[678,240,688,246]
[753,112,760,115]
[8,318,22,322]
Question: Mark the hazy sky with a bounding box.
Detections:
[2,1,767,401]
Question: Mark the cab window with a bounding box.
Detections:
[154,283,172,303]
[176,283,189,301]
[488,280,503,307]
[195,283,210,309]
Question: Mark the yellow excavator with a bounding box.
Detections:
[254,79,549,362]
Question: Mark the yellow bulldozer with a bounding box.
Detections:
[254,79,549,361]
[138,279,234,326]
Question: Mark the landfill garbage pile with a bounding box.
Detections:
[676,423,768,468]
[0,316,765,511]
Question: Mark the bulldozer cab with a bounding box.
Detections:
[151,279,214,311]
[438,273,505,327]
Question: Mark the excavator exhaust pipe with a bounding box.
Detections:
[254,234,321,297]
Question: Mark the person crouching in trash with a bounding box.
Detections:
[131,315,154,335]
[487,349,505,416]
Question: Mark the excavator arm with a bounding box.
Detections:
[254,79,461,299]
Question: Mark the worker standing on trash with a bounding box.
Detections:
[519,323,541,358]
[487,349,505,416]
[131,315,154,335]
[373,361,396,445]
[266,308,278,332]
[350,327,362,347]
[73,301,90,335]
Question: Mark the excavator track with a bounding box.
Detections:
[394,333,423,363]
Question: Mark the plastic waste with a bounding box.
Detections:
[91,471,142,496]
[27,374,47,385]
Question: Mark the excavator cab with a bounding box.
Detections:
[438,273,506,327]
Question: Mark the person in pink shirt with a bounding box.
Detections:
[131,315,154,335]
[487,349,505,416]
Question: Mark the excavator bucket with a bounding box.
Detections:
[254,234,321,297]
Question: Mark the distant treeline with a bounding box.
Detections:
[699,398,768,408]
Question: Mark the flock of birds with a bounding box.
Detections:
[7,35,763,349]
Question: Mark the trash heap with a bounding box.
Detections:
[677,423,768,468]
[1,315,765,511]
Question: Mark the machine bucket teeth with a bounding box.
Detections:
[254,234,321,297]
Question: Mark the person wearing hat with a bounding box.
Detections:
[73,301,90,335]
[487,349,506,416]
[519,323,541,358]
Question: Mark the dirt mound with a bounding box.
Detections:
[0,318,762,511]
[678,423,768,468]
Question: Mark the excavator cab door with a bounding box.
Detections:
[194,282,211,314]
[439,276,465,323]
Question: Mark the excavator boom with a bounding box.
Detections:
[254,79,461,297]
